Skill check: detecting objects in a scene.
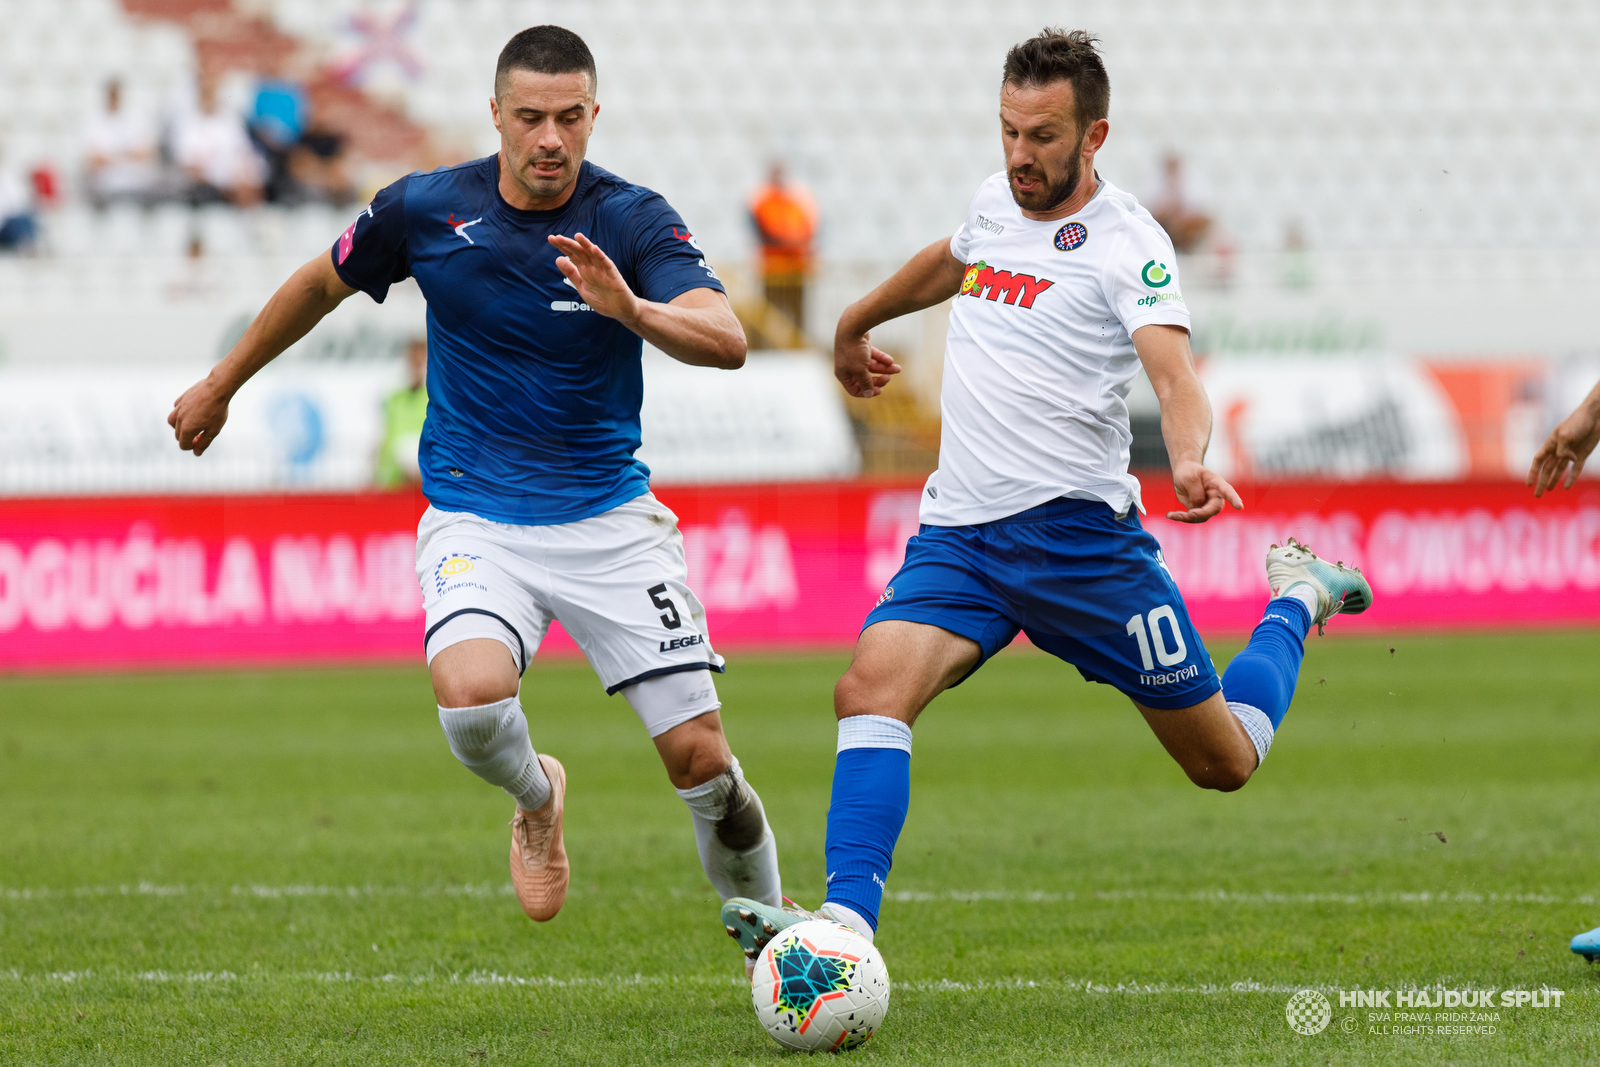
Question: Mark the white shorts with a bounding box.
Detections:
[415,493,725,700]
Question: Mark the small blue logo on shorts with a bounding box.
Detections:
[1054,222,1088,251]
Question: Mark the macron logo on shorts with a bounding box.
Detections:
[1139,663,1200,687]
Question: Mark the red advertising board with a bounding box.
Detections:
[0,479,1596,672]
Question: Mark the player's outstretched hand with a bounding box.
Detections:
[168,375,231,457]
[834,331,902,398]
[1167,459,1243,523]
[548,233,641,325]
[1526,395,1600,496]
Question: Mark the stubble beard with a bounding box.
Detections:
[1009,138,1085,214]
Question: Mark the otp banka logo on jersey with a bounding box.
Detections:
[958,260,1055,308]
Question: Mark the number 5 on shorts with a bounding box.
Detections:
[1126,605,1187,670]
[648,583,682,630]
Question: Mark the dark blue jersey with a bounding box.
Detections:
[332,156,724,525]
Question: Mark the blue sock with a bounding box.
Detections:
[822,715,913,932]
[1221,596,1311,729]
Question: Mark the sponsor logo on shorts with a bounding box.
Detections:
[1139,663,1200,687]
[1054,221,1088,250]
[660,633,705,653]
[432,553,483,595]
[875,585,894,609]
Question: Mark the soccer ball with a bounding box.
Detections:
[751,919,890,1052]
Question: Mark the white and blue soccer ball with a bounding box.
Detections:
[751,919,890,1052]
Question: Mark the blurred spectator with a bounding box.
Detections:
[248,75,309,203]
[248,71,355,206]
[377,337,429,488]
[166,232,217,301]
[0,148,38,254]
[1148,153,1212,254]
[749,163,818,343]
[176,80,264,207]
[1280,218,1313,290]
[291,118,355,206]
[83,79,158,209]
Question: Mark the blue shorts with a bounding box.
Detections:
[862,497,1220,710]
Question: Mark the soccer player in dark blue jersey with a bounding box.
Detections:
[167,26,783,943]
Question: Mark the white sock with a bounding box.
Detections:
[1227,701,1274,768]
[676,756,782,906]
[819,901,875,943]
[836,714,913,753]
[438,697,552,812]
[1279,582,1319,619]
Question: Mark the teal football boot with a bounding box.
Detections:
[1265,537,1374,635]
[1573,925,1600,962]
[720,896,823,975]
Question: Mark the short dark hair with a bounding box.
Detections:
[1002,28,1110,135]
[495,25,597,99]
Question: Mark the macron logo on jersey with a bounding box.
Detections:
[958,259,1055,308]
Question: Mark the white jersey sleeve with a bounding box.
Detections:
[1104,215,1191,336]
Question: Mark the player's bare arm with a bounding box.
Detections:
[167,252,357,456]
[831,238,958,397]
[1527,378,1600,496]
[1132,323,1242,524]
[548,231,745,369]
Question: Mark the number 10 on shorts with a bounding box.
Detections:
[1126,606,1188,670]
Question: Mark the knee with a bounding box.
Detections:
[1186,750,1256,793]
[657,713,732,791]
[674,734,733,791]
[431,655,518,709]
[834,667,899,721]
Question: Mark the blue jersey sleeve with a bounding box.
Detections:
[619,194,725,305]
[331,175,411,303]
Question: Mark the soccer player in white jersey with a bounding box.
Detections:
[1526,375,1600,962]
[719,28,1373,959]
[166,27,784,938]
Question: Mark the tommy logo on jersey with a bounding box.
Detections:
[958,260,1055,308]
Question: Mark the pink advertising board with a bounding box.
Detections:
[0,480,1596,672]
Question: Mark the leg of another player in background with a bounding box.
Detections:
[822,620,982,941]
[1135,591,1316,791]
[651,705,783,908]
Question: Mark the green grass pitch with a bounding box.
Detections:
[2,632,1598,1064]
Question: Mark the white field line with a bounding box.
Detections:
[3,883,1592,906]
[887,889,1599,906]
[0,969,1585,999]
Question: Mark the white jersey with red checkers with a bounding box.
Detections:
[921,172,1191,526]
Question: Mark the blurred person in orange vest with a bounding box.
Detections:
[749,163,817,342]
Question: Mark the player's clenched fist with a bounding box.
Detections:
[548,232,641,325]
[168,375,231,456]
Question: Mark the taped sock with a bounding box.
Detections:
[823,715,913,933]
[677,756,782,905]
